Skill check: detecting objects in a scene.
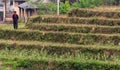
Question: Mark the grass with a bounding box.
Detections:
[0,39,118,47]
[0,12,119,69]
[0,23,26,30]
[0,39,120,56]
[29,16,120,27]
[0,27,119,46]
[30,23,120,28]
[90,6,120,12]
[0,28,120,36]
[0,29,119,45]
[0,49,120,69]
[77,7,120,12]
[27,23,120,34]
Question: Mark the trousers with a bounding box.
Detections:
[13,20,18,29]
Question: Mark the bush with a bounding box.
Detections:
[35,2,57,15]
[60,1,71,14]
[72,0,102,8]
[31,0,71,14]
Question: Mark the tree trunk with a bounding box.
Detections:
[115,0,120,5]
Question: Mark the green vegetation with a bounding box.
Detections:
[0,29,119,45]
[28,16,120,26]
[28,0,120,15]
[0,23,25,30]
[68,9,120,18]
[0,39,120,56]
[31,0,102,14]
[60,1,71,14]
[35,2,57,15]
[23,8,120,69]
[1,49,120,70]
[27,23,120,34]
[72,0,102,8]
[0,3,120,69]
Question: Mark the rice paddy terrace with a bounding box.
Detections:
[0,8,120,70]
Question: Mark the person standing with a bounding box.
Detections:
[12,11,19,29]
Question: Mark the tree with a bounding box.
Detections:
[60,1,71,14]
[115,0,120,5]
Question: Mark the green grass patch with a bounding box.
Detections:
[0,49,120,70]
[0,23,26,30]
[27,23,120,34]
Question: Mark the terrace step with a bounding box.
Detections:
[0,29,120,45]
[0,29,119,45]
[28,16,120,26]
[1,56,120,70]
[0,39,119,56]
[27,23,120,34]
[68,8,120,19]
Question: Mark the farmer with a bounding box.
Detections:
[12,11,19,29]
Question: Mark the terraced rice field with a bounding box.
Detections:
[0,8,120,70]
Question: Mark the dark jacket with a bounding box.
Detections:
[12,13,19,21]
